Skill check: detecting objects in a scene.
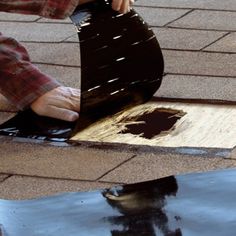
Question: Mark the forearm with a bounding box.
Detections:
[0,0,80,19]
[0,33,60,110]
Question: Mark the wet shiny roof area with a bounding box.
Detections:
[1,169,236,236]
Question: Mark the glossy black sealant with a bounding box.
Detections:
[0,0,164,141]
[1,169,236,235]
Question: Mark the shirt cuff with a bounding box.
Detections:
[40,0,80,19]
[1,64,61,110]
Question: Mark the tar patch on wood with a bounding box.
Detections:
[120,108,186,139]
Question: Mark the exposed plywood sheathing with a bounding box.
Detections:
[71,102,236,149]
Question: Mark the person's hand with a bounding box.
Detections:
[112,0,134,14]
[78,0,134,14]
[30,86,80,122]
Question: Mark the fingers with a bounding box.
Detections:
[50,87,80,112]
[30,86,81,122]
[112,0,122,12]
[78,0,134,14]
[120,0,129,14]
[42,105,79,122]
[112,0,134,14]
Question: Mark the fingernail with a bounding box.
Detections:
[68,112,79,122]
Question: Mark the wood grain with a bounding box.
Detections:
[71,101,236,148]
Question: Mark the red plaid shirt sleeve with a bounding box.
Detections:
[0,0,80,109]
[0,33,61,109]
[0,0,80,19]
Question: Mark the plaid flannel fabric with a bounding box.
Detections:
[0,0,79,109]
